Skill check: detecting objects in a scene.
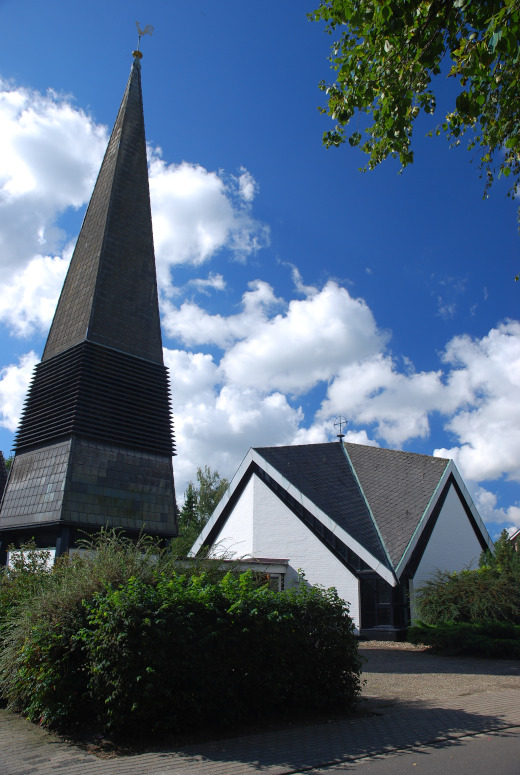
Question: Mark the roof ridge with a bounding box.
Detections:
[341,443,395,574]
[345,441,449,462]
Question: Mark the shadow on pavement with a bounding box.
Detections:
[141,700,515,773]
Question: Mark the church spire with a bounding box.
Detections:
[44,53,162,364]
[0,53,178,559]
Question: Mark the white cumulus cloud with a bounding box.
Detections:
[434,320,520,484]
[0,82,107,336]
[319,354,447,446]
[164,348,302,497]
[0,352,39,433]
[220,281,388,394]
[0,81,107,277]
[0,253,70,336]
[162,280,283,348]
[149,157,269,289]
[470,486,520,535]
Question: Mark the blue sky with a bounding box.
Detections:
[0,0,518,538]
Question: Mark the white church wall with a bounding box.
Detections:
[410,483,483,618]
[209,475,255,557]
[222,474,361,628]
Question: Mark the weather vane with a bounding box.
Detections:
[333,416,348,442]
[136,22,154,52]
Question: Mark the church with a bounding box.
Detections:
[191,441,493,638]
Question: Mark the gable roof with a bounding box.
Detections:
[192,441,491,581]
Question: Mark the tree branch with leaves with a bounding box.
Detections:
[310,0,520,217]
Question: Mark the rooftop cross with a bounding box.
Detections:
[333,416,348,442]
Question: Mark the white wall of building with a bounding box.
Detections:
[213,473,361,628]
[6,547,56,569]
[211,475,255,557]
[410,483,483,617]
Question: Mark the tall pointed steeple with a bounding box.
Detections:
[44,52,163,364]
[0,52,178,558]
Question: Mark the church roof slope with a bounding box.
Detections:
[0,452,8,499]
[255,443,392,571]
[344,443,449,570]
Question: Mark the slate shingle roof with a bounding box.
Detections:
[255,443,391,570]
[255,442,450,574]
[43,55,163,365]
[0,452,8,499]
[344,443,449,570]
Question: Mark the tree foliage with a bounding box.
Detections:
[480,527,520,573]
[178,466,228,541]
[413,529,520,626]
[309,0,520,202]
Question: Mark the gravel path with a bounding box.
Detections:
[360,641,520,705]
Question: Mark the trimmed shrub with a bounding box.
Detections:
[81,571,361,735]
[0,533,362,736]
[408,621,520,659]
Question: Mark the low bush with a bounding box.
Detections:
[413,567,520,625]
[408,620,520,659]
[413,531,520,628]
[0,532,362,736]
[0,531,169,726]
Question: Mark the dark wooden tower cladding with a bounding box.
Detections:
[0,52,178,560]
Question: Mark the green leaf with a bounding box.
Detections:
[310,0,520,224]
[381,5,392,22]
[489,31,502,52]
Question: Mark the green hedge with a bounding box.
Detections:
[81,572,361,734]
[0,535,362,735]
[408,621,520,659]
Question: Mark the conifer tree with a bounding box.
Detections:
[177,467,229,543]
